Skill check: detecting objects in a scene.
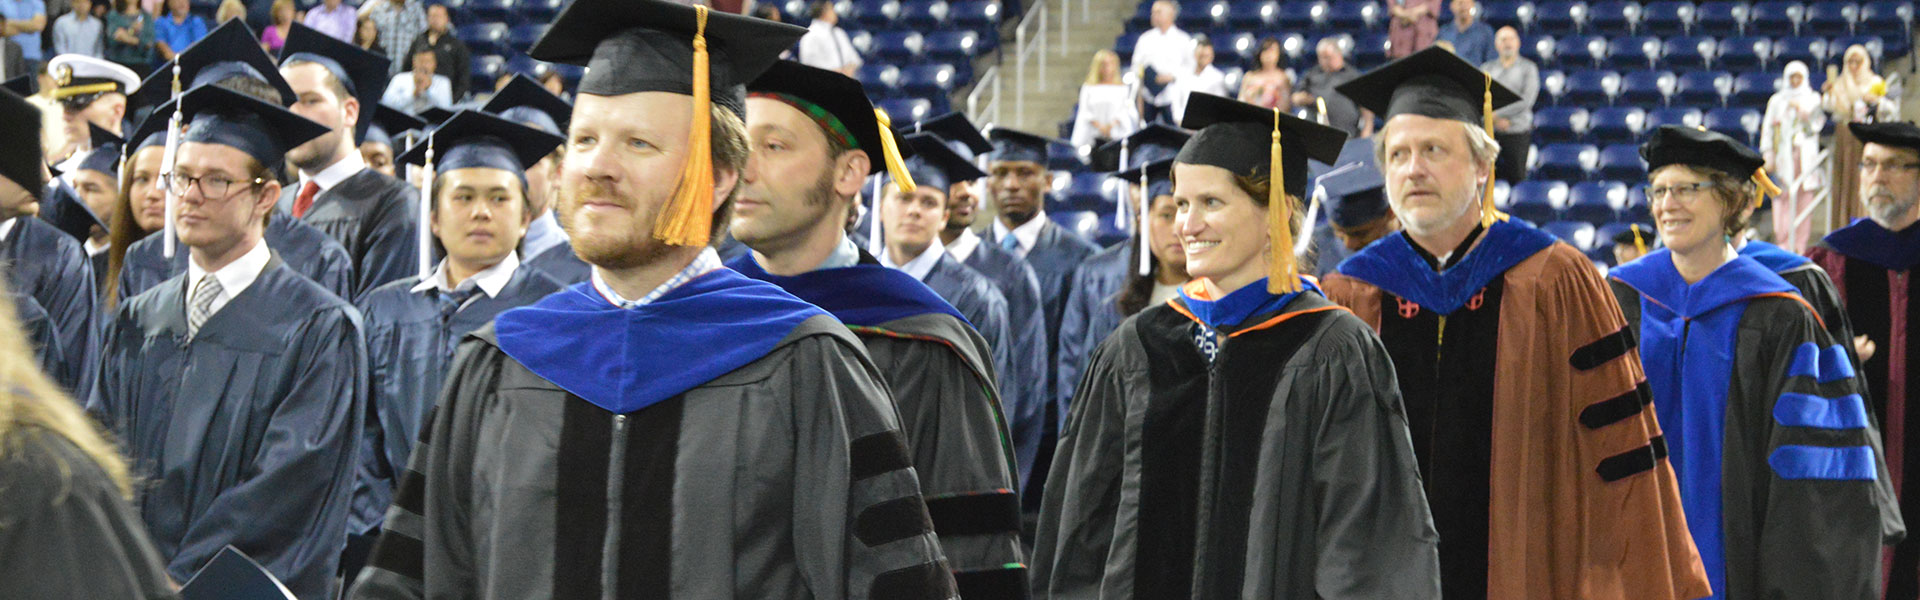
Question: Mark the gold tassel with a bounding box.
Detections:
[1267,107,1299,294]
[873,108,915,194]
[1480,72,1504,227]
[1631,226,1647,255]
[655,5,716,247]
[1751,167,1782,209]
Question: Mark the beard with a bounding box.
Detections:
[1864,184,1920,228]
[561,181,680,271]
[731,167,838,247]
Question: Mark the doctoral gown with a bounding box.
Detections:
[960,239,1050,483]
[920,254,1030,488]
[1,216,97,400]
[731,252,1029,599]
[1321,219,1710,600]
[0,427,177,600]
[525,238,591,285]
[92,254,367,600]
[1032,277,1441,599]
[276,168,420,298]
[1611,250,1903,600]
[1807,218,1920,599]
[1054,243,1129,412]
[349,265,562,535]
[120,210,356,301]
[351,271,957,600]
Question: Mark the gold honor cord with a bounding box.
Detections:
[1268,107,1300,294]
[873,107,915,194]
[656,4,716,247]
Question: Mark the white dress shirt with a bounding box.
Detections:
[409,251,520,310]
[299,150,368,194]
[991,212,1048,258]
[0,217,17,243]
[1130,26,1195,105]
[878,236,946,282]
[184,239,273,319]
[797,19,861,72]
[590,247,721,309]
[1168,65,1230,123]
[945,227,983,263]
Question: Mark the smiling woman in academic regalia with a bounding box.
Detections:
[1031,91,1441,599]
[1610,125,1904,600]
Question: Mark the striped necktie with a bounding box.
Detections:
[187,274,224,338]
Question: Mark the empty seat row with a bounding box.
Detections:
[1543,69,1824,110]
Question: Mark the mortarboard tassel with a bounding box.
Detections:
[1267,107,1299,294]
[161,64,182,259]
[1750,167,1783,210]
[655,5,716,247]
[1480,72,1505,227]
[1115,139,1130,229]
[418,135,435,281]
[1631,225,1647,256]
[873,108,915,194]
[1136,161,1150,277]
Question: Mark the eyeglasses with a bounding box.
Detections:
[165,172,268,198]
[1646,181,1713,202]
[1859,160,1920,174]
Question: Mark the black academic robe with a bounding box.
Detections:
[960,238,1050,446]
[1,216,97,399]
[92,254,367,600]
[277,169,420,299]
[920,254,1030,487]
[1054,243,1129,412]
[0,428,176,600]
[1740,239,1855,350]
[120,210,356,301]
[1032,286,1441,598]
[349,265,562,536]
[1611,252,1903,600]
[525,238,591,284]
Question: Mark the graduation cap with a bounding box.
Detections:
[897,132,986,192]
[483,73,571,136]
[126,104,176,157]
[1112,157,1175,275]
[1850,122,1920,153]
[134,20,296,110]
[1090,123,1191,173]
[177,84,332,177]
[749,60,917,193]
[179,546,297,600]
[1,74,35,97]
[78,123,125,177]
[418,106,455,127]
[279,22,392,139]
[1316,142,1390,229]
[901,112,992,157]
[46,54,140,109]
[0,86,43,200]
[39,179,104,241]
[1335,46,1520,226]
[363,104,428,149]
[1640,125,1780,205]
[985,127,1060,165]
[1612,223,1657,255]
[1176,92,1348,293]
[395,109,566,181]
[526,0,805,247]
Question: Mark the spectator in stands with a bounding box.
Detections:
[50,0,103,58]
[149,0,203,61]
[352,14,380,55]
[537,69,565,99]
[1437,0,1492,66]
[796,0,857,76]
[1484,26,1534,183]
[102,0,148,72]
[381,47,450,112]
[1167,34,1228,123]
[0,25,25,79]
[214,0,241,22]
[1237,37,1290,110]
[1070,48,1138,149]
[1761,60,1825,253]
[1824,44,1898,225]
[406,3,466,101]
[358,0,421,75]
[302,0,355,42]
[1293,38,1369,137]
[261,0,292,52]
[1129,0,1191,124]
[1,0,46,67]
[1386,0,1439,59]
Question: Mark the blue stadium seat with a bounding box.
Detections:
[471,54,505,91]
[925,31,981,61]
[1177,0,1228,30]
[1804,2,1857,36]
[1557,34,1608,67]
[1277,1,1318,29]
[877,98,933,123]
[1597,143,1648,181]
[1053,210,1104,243]
[1509,181,1569,223]
[1535,144,1599,181]
[1589,107,1645,141]
[1857,1,1914,39]
[1562,69,1619,105]
[1618,70,1674,106]
[1353,32,1391,69]
[1536,1,1589,34]
[1481,0,1529,31]
[870,31,924,61]
[848,0,898,29]
[1589,1,1640,33]
[1674,70,1731,106]
[1705,107,1761,144]
[901,1,951,28]
[1828,36,1884,65]
[520,0,563,21]
[1772,36,1829,69]
[900,64,958,96]
[1717,36,1772,71]
[1542,69,1568,103]
[1609,35,1663,69]
[1567,181,1627,224]
[1597,221,1643,247]
[1696,1,1750,35]
[1749,1,1805,35]
[465,0,515,23]
[1646,107,1703,130]
[458,23,510,55]
[1114,31,1140,57]
[1642,1,1696,35]
[1534,107,1590,143]
[509,24,544,51]
[857,64,902,96]
[1622,184,1654,221]
[1059,173,1113,211]
[1220,32,1258,64]
[1544,221,1597,250]
[950,0,1003,31]
[1325,1,1380,30]
[1230,0,1278,28]
[503,54,541,77]
[1525,33,1558,66]
[1730,71,1779,108]
[1662,35,1717,69]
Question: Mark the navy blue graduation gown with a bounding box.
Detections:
[1611,251,1903,600]
[987,217,1099,378]
[960,240,1050,487]
[921,254,1035,484]
[526,238,592,284]
[1,216,97,399]
[120,210,355,301]
[276,169,420,298]
[9,291,63,381]
[92,254,367,600]
[1054,243,1129,412]
[350,264,561,535]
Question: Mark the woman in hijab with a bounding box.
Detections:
[1761,61,1825,252]
[1825,45,1901,226]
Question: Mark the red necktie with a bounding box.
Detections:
[292,181,321,218]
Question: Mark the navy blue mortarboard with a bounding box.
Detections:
[902,112,992,157]
[363,104,427,148]
[749,60,917,186]
[396,109,566,184]
[127,105,175,156]
[985,127,1059,165]
[1852,122,1920,152]
[0,86,43,200]
[1316,147,1390,228]
[177,84,331,177]
[179,546,297,600]
[279,22,392,138]
[1112,157,1174,200]
[40,180,104,241]
[527,0,807,118]
[1,74,35,96]
[897,132,986,193]
[418,106,455,127]
[78,123,125,176]
[483,73,571,136]
[1090,123,1191,172]
[134,20,295,110]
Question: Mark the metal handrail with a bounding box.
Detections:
[1790,147,1832,232]
[967,66,1000,122]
